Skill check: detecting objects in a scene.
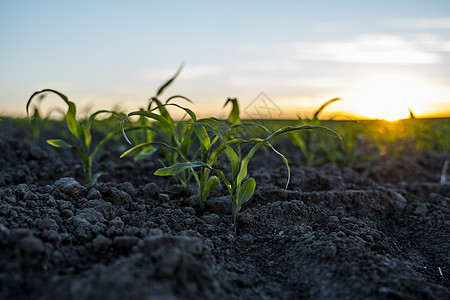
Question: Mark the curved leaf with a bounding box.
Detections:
[236,177,256,207]
[201,176,220,202]
[224,98,241,124]
[154,161,211,176]
[26,89,81,140]
[86,110,123,131]
[120,141,186,160]
[121,111,174,144]
[313,97,341,120]
[47,139,72,148]
[165,95,194,104]
[155,62,184,98]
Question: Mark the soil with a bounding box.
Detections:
[0,121,449,299]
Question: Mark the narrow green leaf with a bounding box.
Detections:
[155,62,184,98]
[180,126,194,156]
[154,161,211,176]
[47,139,72,148]
[128,110,174,132]
[211,168,232,195]
[26,89,83,142]
[120,141,186,160]
[165,95,194,104]
[201,176,220,201]
[123,110,175,143]
[160,103,197,122]
[267,125,342,141]
[194,125,211,151]
[225,146,240,179]
[225,122,270,135]
[89,131,121,162]
[134,148,158,160]
[86,110,122,131]
[224,98,241,124]
[313,97,341,120]
[236,177,256,207]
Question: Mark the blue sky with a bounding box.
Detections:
[1,0,450,120]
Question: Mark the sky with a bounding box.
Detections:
[1,0,450,120]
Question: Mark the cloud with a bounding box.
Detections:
[293,35,444,64]
[388,18,450,29]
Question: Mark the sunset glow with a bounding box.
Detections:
[340,73,448,121]
[0,1,449,119]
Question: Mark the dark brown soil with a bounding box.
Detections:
[0,121,449,299]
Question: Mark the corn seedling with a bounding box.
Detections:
[154,122,341,228]
[27,89,132,183]
[121,66,198,189]
[122,64,194,160]
[121,102,197,190]
[287,98,341,167]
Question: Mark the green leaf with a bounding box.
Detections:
[287,132,307,153]
[165,95,194,105]
[225,122,270,135]
[313,97,341,120]
[208,137,264,165]
[194,125,211,151]
[155,62,184,98]
[47,139,72,148]
[224,98,241,124]
[89,131,122,163]
[122,111,174,144]
[154,161,211,176]
[211,168,232,195]
[190,121,240,176]
[236,177,256,206]
[225,146,240,179]
[134,148,158,160]
[26,89,83,142]
[180,126,195,157]
[120,141,186,160]
[234,177,256,222]
[86,110,122,131]
[201,176,220,201]
[163,103,197,122]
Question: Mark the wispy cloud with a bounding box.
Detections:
[293,35,444,64]
[388,17,450,29]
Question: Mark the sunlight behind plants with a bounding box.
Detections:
[339,73,448,121]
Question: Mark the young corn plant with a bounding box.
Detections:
[121,63,194,155]
[125,63,192,158]
[27,89,129,183]
[121,67,261,194]
[121,102,198,190]
[287,97,341,167]
[154,122,341,228]
[152,114,270,209]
